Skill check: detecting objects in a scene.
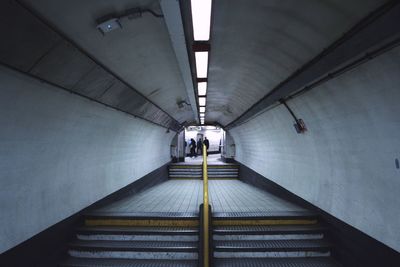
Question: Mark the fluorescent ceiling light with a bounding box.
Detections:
[200,113,205,118]
[198,82,207,96]
[199,107,206,112]
[199,96,206,106]
[195,52,208,78]
[191,0,212,41]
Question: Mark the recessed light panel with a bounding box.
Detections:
[191,0,212,41]
[198,82,207,96]
[199,97,206,106]
[195,52,208,78]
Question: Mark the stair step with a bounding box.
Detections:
[213,239,332,252]
[169,175,202,176]
[169,166,202,169]
[213,224,326,235]
[214,257,341,267]
[208,165,239,168]
[213,233,323,241]
[213,211,318,219]
[60,257,198,266]
[83,213,199,227]
[207,171,239,173]
[208,169,239,173]
[69,240,198,252]
[169,172,203,173]
[208,177,239,179]
[208,175,239,177]
[169,176,202,178]
[169,175,203,176]
[68,240,198,260]
[208,178,239,180]
[77,226,198,235]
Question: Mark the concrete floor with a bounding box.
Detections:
[92,179,306,215]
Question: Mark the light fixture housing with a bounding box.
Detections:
[191,0,212,41]
[199,107,206,112]
[199,96,206,106]
[198,82,207,96]
[97,18,122,35]
[195,52,208,78]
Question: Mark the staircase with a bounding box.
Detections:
[169,164,202,179]
[59,165,343,267]
[60,213,200,267]
[208,165,239,179]
[169,164,239,180]
[212,212,342,267]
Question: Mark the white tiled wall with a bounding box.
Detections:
[0,66,175,253]
[229,47,400,252]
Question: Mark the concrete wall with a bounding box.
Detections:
[229,46,400,252]
[0,66,175,253]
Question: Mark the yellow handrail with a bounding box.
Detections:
[202,144,209,267]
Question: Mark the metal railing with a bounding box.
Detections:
[202,144,210,267]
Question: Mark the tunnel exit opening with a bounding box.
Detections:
[170,125,235,164]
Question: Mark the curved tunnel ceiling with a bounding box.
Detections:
[21,0,196,125]
[206,0,387,126]
[18,0,391,128]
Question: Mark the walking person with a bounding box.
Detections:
[190,138,197,158]
[197,138,203,156]
[203,137,209,156]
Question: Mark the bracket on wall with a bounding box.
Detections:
[280,99,307,134]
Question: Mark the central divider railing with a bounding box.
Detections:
[199,144,211,267]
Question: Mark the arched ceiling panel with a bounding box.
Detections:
[206,0,387,126]
[21,0,195,124]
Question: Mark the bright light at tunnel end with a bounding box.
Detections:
[191,0,212,41]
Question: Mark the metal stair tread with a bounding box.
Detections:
[213,224,326,234]
[76,226,199,235]
[213,211,317,219]
[60,257,198,267]
[84,211,198,219]
[69,240,198,252]
[169,177,202,178]
[213,257,342,267]
[213,239,332,251]
[169,169,203,173]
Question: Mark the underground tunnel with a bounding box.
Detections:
[0,0,400,266]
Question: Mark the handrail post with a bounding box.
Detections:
[202,144,209,267]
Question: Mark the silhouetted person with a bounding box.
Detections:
[190,138,196,158]
[197,139,203,155]
[203,137,209,156]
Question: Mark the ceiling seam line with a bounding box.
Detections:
[224,0,400,130]
[227,37,400,130]
[0,62,179,132]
